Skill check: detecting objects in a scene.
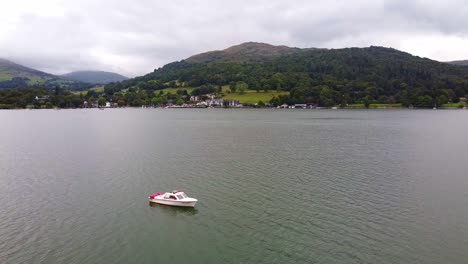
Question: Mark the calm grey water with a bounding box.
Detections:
[0,109,467,264]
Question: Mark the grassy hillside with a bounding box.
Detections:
[0,58,54,83]
[158,86,288,104]
[0,72,11,81]
[0,58,92,90]
[159,87,195,94]
[72,86,105,96]
[222,90,288,104]
[447,60,468,66]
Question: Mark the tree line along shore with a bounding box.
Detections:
[0,85,466,110]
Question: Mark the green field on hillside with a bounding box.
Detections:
[0,72,11,81]
[157,86,288,104]
[158,86,288,104]
[222,90,289,104]
[159,87,195,94]
[73,86,104,96]
[0,71,48,83]
[347,104,403,109]
[26,76,46,85]
[441,103,465,108]
[92,86,104,93]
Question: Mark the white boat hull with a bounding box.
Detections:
[149,198,197,207]
[148,191,198,207]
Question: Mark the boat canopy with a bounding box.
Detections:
[149,192,163,199]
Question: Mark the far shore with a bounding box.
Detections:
[2,105,467,110]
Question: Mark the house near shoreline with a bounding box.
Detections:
[189,93,241,107]
[206,99,224,107]
[277,103,317,109]
[35,95,50,101]
[194,99,241,107]
[294,104,307,109]
[226,99,241,107]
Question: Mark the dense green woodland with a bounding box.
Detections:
[61,71,128,84]
[0,77,93,90]
[0,87,193,109]
[105,46,468,107]
[0,88,94,109]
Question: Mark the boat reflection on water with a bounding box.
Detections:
[149,202,199,216]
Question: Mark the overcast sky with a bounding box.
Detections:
[1,0,467,77]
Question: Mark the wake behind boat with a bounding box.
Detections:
[148,190,198,207]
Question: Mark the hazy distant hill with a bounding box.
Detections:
[61,71,128,84]
[0,58,91,89]
[447,60,468,66]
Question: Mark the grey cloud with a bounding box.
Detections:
[383,0,468,35]
[0,0,467,77]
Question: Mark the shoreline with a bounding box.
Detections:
[1,106,466,111]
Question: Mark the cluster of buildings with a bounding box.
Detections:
[277,103,326,109]
[34,94,324,109]
[34,95,50,101]
[34,95,114,108]
[188,95,242,107]
[82,101,113,108]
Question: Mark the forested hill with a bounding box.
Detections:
[105,42,468,106]
[186,42,304,64]
[61,71,128,84]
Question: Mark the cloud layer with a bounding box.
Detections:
[1,0,467,77]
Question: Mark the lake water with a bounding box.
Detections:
[0,109,467,263]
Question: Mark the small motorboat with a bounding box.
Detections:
[148,190,198,207]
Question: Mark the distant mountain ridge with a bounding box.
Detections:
[447,60,468,66]
[61,71,128,84]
